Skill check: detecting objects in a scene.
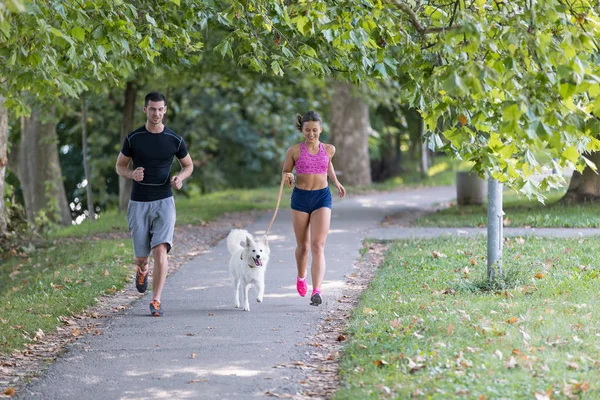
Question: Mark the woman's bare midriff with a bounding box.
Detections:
[295,174,328,190]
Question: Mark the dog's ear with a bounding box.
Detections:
[246,236,252,247]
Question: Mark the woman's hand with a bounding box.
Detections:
[283,172,295,189]
[336,182,346,198]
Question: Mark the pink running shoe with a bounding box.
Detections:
[296,277,308,297]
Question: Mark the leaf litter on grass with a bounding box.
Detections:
[332,236,600,399]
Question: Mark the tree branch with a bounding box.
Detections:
[389,0,462,34]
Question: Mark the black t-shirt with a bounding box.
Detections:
[121,126,189,202]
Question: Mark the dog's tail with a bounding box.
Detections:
[226,229,250,254]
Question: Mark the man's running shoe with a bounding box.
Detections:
[135,267,149,293]
[310,292,322,306]
[149,300,164,317]
[296,277,308,297]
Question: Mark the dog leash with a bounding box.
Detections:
[264,173,288,237]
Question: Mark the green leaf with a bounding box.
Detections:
[442,128,462,149]
[593,96,600,115]
[374,63,387,78]
[146,14,157,26]
[502,104,522,122]
[71,27,85,42]
[561,146,579,163]
[170,0,180,5]
[442,73,466,95]
[271,60,283,76]
[214,40,233,58]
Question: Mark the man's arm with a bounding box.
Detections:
[116,152,133,179]
[171,154,194,189]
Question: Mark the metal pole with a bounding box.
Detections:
[487,178,503,281]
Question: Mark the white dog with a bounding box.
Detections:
[226,229,270,311]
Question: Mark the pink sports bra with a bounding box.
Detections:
[295,143,329,174]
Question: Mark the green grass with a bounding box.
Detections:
[334,236,600,399]
[415,189,600,228]
[0,239,133,353]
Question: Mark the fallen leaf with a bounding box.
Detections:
[373,359,388,367]
[505,356,517,369]
[566,361,579,370]
[447,323,455,335]
[3,387,15,396]
[507,317,518,324]
[390,319,400,328]
[264,391,295,398]
[33,329,45,341]
[432,250,447,258]
[103,269,110,276]
[407,357,425,373]
[191,353,197,359]
[534,392,551,400]
[535,273,545,279]
[337,334,346,342]
[563,380,590,398]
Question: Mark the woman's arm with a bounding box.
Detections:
[282,146,296,188]
[325,145,345,198]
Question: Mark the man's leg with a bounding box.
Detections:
[134,256,150,293]
[151,243,169,302]
[148,197,175,316]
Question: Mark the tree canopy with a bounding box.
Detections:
[214,0,600,199]
[2,0,599,200]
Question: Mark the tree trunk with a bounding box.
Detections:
[0,96,8,235]
[419,115,428,177]
[561,151,600,203]
[330,82,371,186]
[81,96,95,221]
[119,82,137,212]
[19,108,71,226]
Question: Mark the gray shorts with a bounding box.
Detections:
[127,197,176,258]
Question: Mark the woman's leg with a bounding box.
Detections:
[291,210,311,279]
[308,207,331,293]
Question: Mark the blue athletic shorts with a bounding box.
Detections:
[291,187,332,214]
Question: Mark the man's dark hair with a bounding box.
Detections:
[144,92,167,107]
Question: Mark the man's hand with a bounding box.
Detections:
[171,175,183,189]
[132,167,144,182]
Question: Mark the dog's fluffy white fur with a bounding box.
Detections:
[226,229,270,311]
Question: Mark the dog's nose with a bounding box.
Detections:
[256,254,260,259]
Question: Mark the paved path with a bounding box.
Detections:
[16,186,600,400]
